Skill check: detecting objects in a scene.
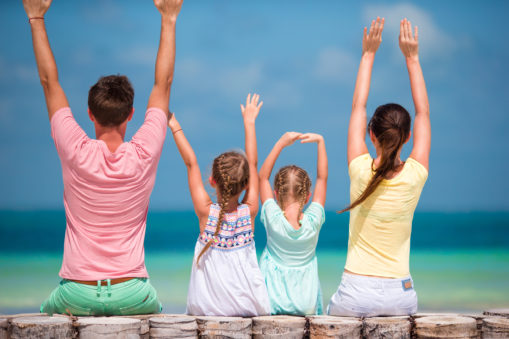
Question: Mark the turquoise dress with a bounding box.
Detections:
[259,199,325,315]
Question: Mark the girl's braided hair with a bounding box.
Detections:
[274,165,311,213]
[196,151,250,266]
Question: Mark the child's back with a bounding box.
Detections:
[187,203,270,316]
[169,94,269,317]
[260,198,325,315]
[258,132,328,315]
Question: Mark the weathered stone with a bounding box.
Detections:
[414,316,477,338]
[308,315,362,339]
[149,315,198,338]
[195,316,251,339]
[76,317,141,339]
[483,309,509,318]
[252,315,306,339]
[482,317,509,338]
[10,316,73,339]
[413,313,461,318]
[462,314,485,339]
[0,318,8,339]
[363,316,411,339]
[119,314,166,336]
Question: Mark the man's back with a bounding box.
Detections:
[52,107,167,280]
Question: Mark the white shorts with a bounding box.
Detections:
[327,272,417,317]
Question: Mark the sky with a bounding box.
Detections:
[0,0,508,211]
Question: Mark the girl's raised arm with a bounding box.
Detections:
[169,115,212,230]
[348,17,384,164]
[299,133,328,206]
[259,132,303,204]
[400,19,431,170]
[241,94,263,220]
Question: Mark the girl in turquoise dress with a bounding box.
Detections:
[258,131,328,315]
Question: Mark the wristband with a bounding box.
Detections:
[29,17,44,24]
[172,128,183,135]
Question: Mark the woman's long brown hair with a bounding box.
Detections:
[195,151,249,266]
[339,103,411,213]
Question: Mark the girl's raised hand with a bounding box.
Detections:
[241,93,263,124]
[279,131,303,147]
[299,133,324,144]
[399,18,419,60]
[363,17,384,55]
[168,112,181,132]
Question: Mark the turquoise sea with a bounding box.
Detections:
[1,210,508,314]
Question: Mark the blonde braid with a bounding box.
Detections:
[196,155,235,266]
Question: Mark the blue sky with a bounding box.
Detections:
[0,0,508,211]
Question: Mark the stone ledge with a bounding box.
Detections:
[0,310,507,338]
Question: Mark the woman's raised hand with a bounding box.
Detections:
[363,17,384,55]
[299,133,324,144]
[399,18,419,60]
[22,0,52,18]
[241,93,263,124]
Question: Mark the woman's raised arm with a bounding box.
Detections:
[347,17,384,164]
[400,18,431,170]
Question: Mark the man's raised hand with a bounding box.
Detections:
[399,18,419,60]
[154,0,183,21]
[23,0,52,18]
[362,17,384,55]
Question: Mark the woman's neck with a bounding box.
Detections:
[283,201,303,230]
[373,146,405,179]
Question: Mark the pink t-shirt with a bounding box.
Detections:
[51,107,167,280]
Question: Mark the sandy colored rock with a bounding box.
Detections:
[363,316,411,339]
[414,316,477,338]
[10,316,73,339]
[483,309,509,318]
[195,316,252,339]
[0,318,7,339]
[76,317,141,339]
[252,315,306,339]
[308,315,362,339]
[149,315,198,338]
[482,317,509,339]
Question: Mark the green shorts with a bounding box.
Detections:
[41,278,162,316]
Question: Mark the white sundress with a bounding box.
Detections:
[186,203,270,316]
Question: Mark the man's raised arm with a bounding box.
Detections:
[23,0,69,120]
[148,0,183,117]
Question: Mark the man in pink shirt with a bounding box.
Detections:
[22,0,183,315]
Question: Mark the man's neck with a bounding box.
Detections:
[94,123,127,153]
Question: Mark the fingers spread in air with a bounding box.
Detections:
[240,104,245,112]
[414,26,419,41]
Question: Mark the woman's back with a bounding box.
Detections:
[345,154,428,278]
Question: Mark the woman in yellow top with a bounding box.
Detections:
[327,17,430,317]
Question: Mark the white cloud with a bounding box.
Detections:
[314,47,357,84]
[363,3,458,59]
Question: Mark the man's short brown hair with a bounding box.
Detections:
[88,75,134,127]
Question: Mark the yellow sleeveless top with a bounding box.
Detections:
[344,153,428,278]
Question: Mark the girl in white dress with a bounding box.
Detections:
[169,94,270,316]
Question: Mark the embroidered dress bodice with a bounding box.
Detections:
[186,203,270,317]
[198,203,253,250]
